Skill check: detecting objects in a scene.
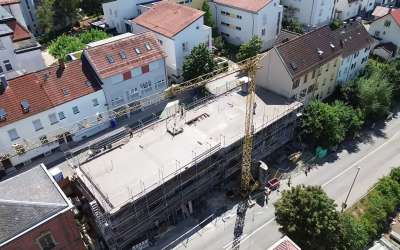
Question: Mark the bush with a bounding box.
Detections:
[78,29,109,44]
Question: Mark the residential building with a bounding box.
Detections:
[372,5,391,19]
[334,0,376,20]
[0,59,109,168]
[369,8,400,58]
[256,22,374,103]
[75,74,302,249]
[268,236,301,250]
[336,21,375,84]
[0,0,27,28]
[281,0,335,28]
[0,5,45,80]
[102,0,203,34]
[209,0,283,51]
[83,32,168,112]
[375,0,400,8]
[0,164,85,250]
[129,2,211,80]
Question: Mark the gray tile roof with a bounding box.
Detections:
[0,166,69,245]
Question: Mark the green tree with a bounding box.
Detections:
[330,19,343,30]
[338,214,369,250]
[48,35,84,60]
[357,74,393,121]
[53,0,80,29]
[384,59,400,100]
[183,43,215,80]
[282,19,304,34]
[202,1,213,28]
[275,185,342,249]
[37,0,55,34]
[78,29,109,44]
[334,101,364,137]
[236,36,262,61]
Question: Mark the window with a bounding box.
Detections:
[92,98,99,107]
[106,55,114,64]
[48,113,58,125]
[182,42,188,52]
[142,65,149,74]
[312,69,316,79]
[3,60,12,71]
[0,65,3,74]
[158,39,163,45]
[37,232,56,250]
[374,31,380,37]
[292,79,300,89]
[221,32,230,37]
[58,112,66,120]
[32,119,43,131]
[123,71,132,80]
[237,15,242,19]
[261,28,266,36]
[221,21,230,27]
[384,20,391,27]
[8,128,19,141]
[325,63,329,72]
[72,106,80,114]
[334,59,338,67]
[133,67,142,76]
[40,135,48,145]
[236,26,242,31]
[111,97,124,107]
[303,73,308,83]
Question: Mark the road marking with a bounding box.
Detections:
[222,234,247,249]
[321,129,400,188]
[222,129,400,249]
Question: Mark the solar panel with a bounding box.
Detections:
[21,99,30,113]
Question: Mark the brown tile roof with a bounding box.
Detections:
[131,1,204,38]
[276,21,374,79]
[0,0,20,5]
[84,32,166,79]
[214,0,272,13]
[0,60,101,128]
[6,19,31,42]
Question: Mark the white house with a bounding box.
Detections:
[102,0,197,34]
[129,2,211,80]
[368,8,400,58]
[334,0,376,21]
[0,0,27,28]
[256,22,374,104]
[209,0,283,51]
[83,32,168,111]
[0,60,109,168]
[336,21,375,84]
[281,0,335,28]
[0,5,46,80]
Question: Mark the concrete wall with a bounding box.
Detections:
[281,0,334,28]
[2,210,85,250]
[210,0,282,50]
[0,90,109,166]
[99,58,167,109]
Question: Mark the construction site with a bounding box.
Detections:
[75,69,303,249]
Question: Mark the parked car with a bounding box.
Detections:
[266,178,280,190]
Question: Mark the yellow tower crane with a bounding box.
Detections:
[240,55,261,195]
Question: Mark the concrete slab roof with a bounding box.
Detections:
[77,77,301,213]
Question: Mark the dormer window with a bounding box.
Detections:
[21,99,30,113]
[0,108,6,121]
[106,55,115,64]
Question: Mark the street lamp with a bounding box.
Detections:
[341,166,361,212]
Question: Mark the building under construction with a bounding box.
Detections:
[75,76,302,249]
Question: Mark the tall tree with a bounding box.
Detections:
[202,1,214,28]
[236,36,262,61]
[182,43,215,81]
[338,214,369,250]
[53,0,80,29]
[81,0,104,16]
[37,0,55,34]
[275,185,342,249]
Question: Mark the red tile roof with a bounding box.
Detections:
[0,0,20,5]
[268,236,301,250]
[214,0,272,13]
[84,32,166,79]
[6,19,31,42]
[276,21,374,78]
[390,8,400,26]
[132,1,204,38]
[0,60,101,128]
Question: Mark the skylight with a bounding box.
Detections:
[135,48,141,55]
[0,107,7,121]
[106,54,115,64]
[144,43,152,51]
[21,99,30,113]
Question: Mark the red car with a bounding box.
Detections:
[267,178,280,190]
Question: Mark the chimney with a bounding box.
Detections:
[58,58,65,70]
[0,75,7,95]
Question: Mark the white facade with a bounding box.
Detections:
[210,0,282,51]
[0,31,45,80]
[281,0,335,28]
[1,3,27,28]
[369,12,400,52]
[18,0,41,36]
[337,46,372,84]
[0,90,109,167]
[334,0,376,20]
[98,59,168,110]
[130,18,212,79]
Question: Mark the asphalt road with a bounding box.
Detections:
[169,114,400,250]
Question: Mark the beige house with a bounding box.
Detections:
[257,22,374,104]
